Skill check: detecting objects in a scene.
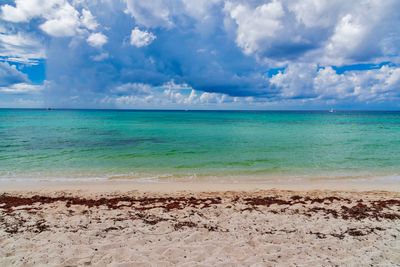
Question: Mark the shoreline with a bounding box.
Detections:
[1,176,400,193]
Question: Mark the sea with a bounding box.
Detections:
[1,109,400,182]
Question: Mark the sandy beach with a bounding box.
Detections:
[1,182,400,266]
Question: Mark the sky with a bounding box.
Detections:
[0,0,400,110]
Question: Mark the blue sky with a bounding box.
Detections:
[0,0,400,109]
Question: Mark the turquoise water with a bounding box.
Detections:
[1,109,400,181]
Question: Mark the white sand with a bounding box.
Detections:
[2,176,400,192]
[1,182,400,266]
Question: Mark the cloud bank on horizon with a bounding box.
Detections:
[0,0,400,109]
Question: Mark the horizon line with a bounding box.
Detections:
[1,108,399,112]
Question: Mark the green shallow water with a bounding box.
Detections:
[1,109,400,181]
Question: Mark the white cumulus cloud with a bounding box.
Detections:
[0,0,63,22]
[269,63,400,104]
[87,32,108,48]
[130,27,156,47]
[39,3,81,37]
[225,0,284,55]
[80,9,98,31]
[1,0,101,38]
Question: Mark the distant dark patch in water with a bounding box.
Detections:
[95,137,163,147]
[12,137,163,151]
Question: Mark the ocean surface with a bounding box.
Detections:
[1,109,400,182]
